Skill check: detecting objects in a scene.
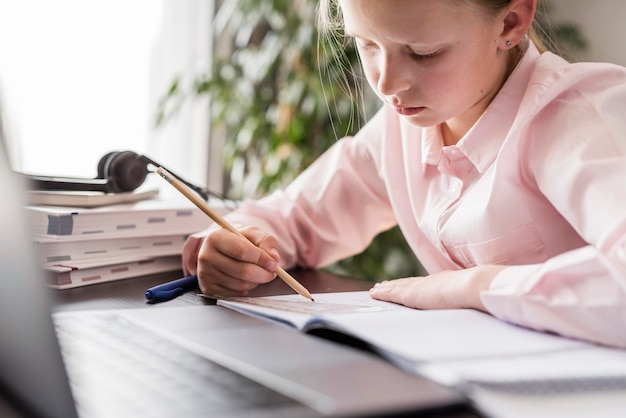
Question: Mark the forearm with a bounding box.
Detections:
[481,245,626,348]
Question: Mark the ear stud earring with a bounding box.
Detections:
[506,40,513,47]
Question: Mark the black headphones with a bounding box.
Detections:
[22,150,212,201]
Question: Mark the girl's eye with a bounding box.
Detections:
[409,48,441,60]
[356,41,377,51]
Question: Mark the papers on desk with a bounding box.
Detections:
[26,190,234,288]
[219,291,626,393]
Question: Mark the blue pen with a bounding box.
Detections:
[145,274,199,302]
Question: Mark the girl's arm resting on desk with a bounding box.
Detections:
[374,87,626,349]
[369,245,626,349]
[482,240,626,349]
[369,265,505,312]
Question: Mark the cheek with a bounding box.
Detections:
[359,56,380,92]
[413,68,459,105]
[422,55,481,103]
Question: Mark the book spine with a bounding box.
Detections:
[34,208,217,240]
[47,214,74,235]
[47,256,182,289]
[38,235,187,266]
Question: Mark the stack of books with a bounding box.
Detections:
[25,189,230,289]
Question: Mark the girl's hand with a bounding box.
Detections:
[368,265,506,311]
[185,226,281,297]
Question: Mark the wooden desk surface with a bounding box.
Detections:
[51,268,373,312]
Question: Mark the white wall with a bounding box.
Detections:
[146,0,215,193]
[549,0,626,66]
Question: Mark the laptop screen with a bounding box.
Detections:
[0,104,77,417]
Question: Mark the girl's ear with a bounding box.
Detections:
[499,0,536,49]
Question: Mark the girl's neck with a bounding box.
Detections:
[441,119,470,147]
[441,43,526,147]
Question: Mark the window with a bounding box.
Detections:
[0,0,216,192]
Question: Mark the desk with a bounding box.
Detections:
[50,269,626,418]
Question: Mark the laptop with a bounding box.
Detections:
[0,130,473,417]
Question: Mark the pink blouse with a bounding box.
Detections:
[203,44,626,348]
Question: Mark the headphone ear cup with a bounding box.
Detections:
[96,151,119,179]
[102,151,148,192]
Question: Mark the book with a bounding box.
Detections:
[45,255,182,289]
[36,234,188,267]
[25,188,160,208]
[26,194,230,241]
[218,291,626,392]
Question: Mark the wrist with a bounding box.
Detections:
[462,265,506,311]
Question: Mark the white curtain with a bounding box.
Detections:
[147,0,218,193]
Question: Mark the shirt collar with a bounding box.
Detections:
[422,42,541,172]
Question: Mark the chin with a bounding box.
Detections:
[402,113,441,129]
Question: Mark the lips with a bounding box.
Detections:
[394,106,424,116]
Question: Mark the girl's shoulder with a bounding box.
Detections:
[528,52,626,101]
[518,53,626,163]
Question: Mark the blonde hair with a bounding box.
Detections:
[317,0,550,53]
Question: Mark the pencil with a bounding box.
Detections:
[156,166,314,301]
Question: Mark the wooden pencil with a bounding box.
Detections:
[156,166,314,301]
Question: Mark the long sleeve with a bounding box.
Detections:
[212,108,398,270]
[481,60,626,348]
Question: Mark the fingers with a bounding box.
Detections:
[181,231,205,276]
[369,277,443,309]
[369,278,416,307]
[241,227,281,268]
[194,226,281,298]
[196,262,260,297]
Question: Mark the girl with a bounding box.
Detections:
[183,0,626,348]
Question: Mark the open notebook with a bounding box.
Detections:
[0,134,471,416]
[217,292,626,393]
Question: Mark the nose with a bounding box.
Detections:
[377,54,411,97]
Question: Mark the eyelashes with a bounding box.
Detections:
[408,49,441,61]
[355,40,441,61]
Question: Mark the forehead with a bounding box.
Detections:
[339,0,487,41]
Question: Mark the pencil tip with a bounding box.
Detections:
[310,298,315,302]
